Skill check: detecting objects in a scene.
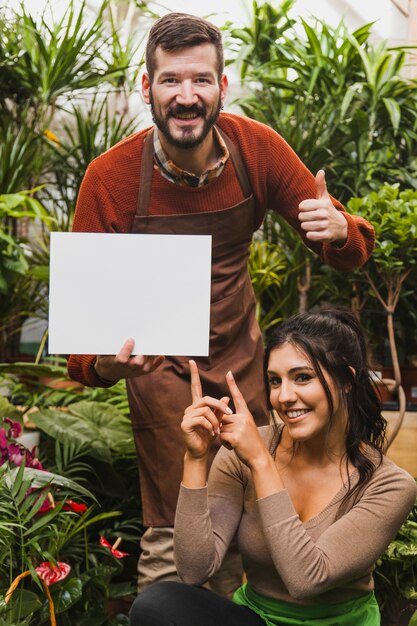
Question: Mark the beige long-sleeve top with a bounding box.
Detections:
[174,425,416,604]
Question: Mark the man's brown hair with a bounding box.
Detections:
[145,13,224,82]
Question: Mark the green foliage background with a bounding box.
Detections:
[0,0,417,623]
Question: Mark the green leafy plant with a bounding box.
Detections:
[229,0,417,368]
[4,1,121,112]
[0,414,135,625]
[43,98,140,230]
[375,493,417,625]
[0,360,130,416]
[347,185,417,444]
[229,1,417,203]
[0,193,55,362]
[248,239,288,331]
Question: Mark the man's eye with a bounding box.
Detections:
[195,78,210,83]
[163,78,177,84]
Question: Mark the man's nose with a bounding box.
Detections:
[176,81,198,106]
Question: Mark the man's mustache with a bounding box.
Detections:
[167,104,206,117]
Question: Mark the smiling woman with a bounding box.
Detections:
[130,308,417,626]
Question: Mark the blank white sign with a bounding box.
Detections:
[48,232,212,356]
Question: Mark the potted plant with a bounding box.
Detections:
[375,492,417,626]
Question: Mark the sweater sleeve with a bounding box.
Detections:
[263,126,375,271]
[174,447,245,585]
[257,464,417,601]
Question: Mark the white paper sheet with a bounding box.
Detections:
[48,232,212,356]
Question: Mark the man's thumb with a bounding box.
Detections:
[315,169,329,200]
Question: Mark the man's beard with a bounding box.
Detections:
[150,91,222,150]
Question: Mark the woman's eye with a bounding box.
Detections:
[268,376,281,387]
[295,373,312,383]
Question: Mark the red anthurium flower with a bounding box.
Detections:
[100,536,129,558]
[35,561,71,585]
[63,500,87,514]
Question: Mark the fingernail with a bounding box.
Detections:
[225,407,233,415]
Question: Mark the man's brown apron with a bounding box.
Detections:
[127,127,268,527]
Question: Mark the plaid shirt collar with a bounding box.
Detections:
[153,126,229,187]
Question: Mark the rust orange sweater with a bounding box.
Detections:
[68,113,374,386]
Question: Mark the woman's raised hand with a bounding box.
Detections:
[220,371,269,469]
[181,360,232,460]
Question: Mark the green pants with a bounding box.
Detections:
[233,583,380,626]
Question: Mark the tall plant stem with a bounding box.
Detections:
[386,309,407,447]
[35,328,48,364]
[364,270,407,447]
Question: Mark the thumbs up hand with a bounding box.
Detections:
[298,170,348,245]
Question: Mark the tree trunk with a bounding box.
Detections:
[385,310,406,448]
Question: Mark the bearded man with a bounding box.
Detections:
[67,12,375,594]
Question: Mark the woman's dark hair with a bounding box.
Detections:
[145,13,224,83]
[264,308,387,508]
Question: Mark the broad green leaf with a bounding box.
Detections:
[5,588,42,619]
[62,401,134,455]
[29,409,113,462]
[52,577,83,614]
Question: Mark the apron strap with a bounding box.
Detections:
[135,125,252,218]
[136,128,155,218]
[216,126,252,199]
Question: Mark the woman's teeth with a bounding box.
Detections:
[287,409,310,419]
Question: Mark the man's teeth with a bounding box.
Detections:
[287,409,309,419]
[175,112,199,119]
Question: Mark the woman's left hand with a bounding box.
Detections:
[219,371,270,469]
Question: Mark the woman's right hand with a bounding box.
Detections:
[181,360,232,460]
